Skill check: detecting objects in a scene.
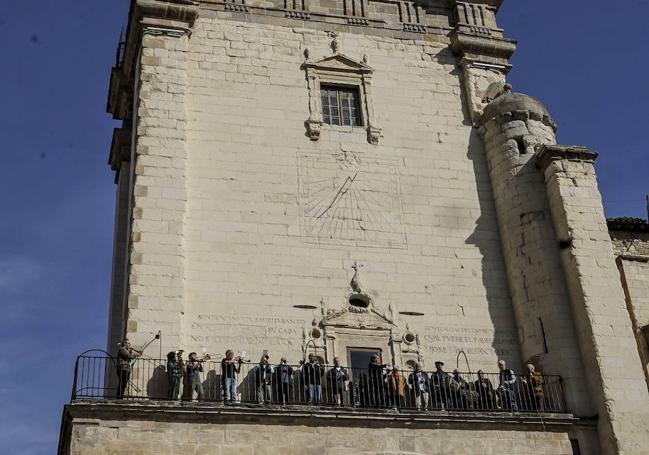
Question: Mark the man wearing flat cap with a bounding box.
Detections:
[430,360,450,410]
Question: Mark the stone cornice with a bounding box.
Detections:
[452,0,504,9]
[107,0,511,121]
[479,92,557,133]
[108,128,132,175]
[107,0,199,119]
[450,32,516,67]
[536,144,599,173]
[405,1,505,11]
[63,400,594,431]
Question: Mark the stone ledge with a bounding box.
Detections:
[617,254,649,263]
[535,144,599,173]
[63,400,593,431]
[450,32,516,63]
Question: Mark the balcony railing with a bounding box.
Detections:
[71,353,567,414]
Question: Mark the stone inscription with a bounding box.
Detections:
[420,326,519,361]
[189,314,307,353]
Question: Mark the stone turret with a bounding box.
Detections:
[478,91,590,416]
[480,91,649,454]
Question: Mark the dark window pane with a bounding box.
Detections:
[320,85,361,126]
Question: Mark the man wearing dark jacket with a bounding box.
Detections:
[497,359,518,411]
[326,357,349,405]
[166,351,183,400]
[408,363,430,410]
[302,354,324,405]
[255,354,273,404]
[430,361,449,409]
[473,369,496,410]
[368,355,387,407]
[276,357,294,404]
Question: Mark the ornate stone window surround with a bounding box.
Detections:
[303,54,381,144]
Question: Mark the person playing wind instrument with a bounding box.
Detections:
[116,338,141,399]
[186,352,205,401]
[221,349,242,403]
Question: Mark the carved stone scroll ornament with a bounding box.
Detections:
[304,66,323,140]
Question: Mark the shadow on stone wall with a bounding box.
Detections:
[465,129,523,372]
[147,365,167,399]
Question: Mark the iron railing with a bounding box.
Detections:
[72,354,567,413]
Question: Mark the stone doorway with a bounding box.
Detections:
[347,347,382,375]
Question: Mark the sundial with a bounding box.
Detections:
[297,151,406,248]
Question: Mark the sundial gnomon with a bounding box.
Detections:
[298,151,406,248]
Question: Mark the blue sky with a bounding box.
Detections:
[0,1,647,453]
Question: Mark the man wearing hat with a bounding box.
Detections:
[430,360,450,410]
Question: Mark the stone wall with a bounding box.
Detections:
[610,227,649,392]
[170,14,519,371]
[63,404,584,455]
[69,422,574,454]
[124,30,192,353]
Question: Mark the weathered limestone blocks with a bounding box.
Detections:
[179,16,519,371]
[63,404,581,455]
[610,221,649,390]
[125,29,192,354]
[478,93,590,416]
[537,145,649,455]
[450,1,516,123]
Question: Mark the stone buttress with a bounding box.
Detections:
[537,145,649,455]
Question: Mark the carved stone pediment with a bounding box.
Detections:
[303,54,373,74]
[302,52,381,144]
[323,297,395,331]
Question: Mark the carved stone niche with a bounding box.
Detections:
[303,296,421,369]
[302,53,382,145]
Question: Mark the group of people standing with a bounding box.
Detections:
[401,359,545,412]
[161,350,339,404]
[117,339,546,412]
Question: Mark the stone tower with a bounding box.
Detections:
[59,1,649,454]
